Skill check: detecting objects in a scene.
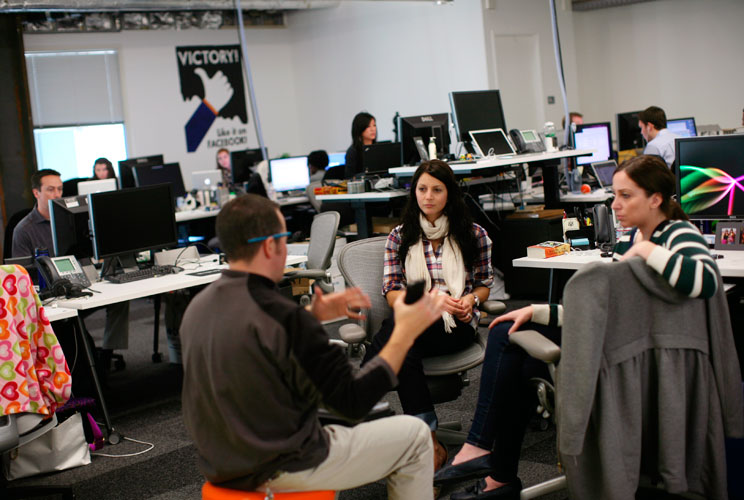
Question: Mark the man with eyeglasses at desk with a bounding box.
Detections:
[181,194,446,498]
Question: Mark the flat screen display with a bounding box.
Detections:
[269,156,310,192]
[118,155,164,189]
[676,135,744,220]
[573,122,612,166]
[327,152,345,168]
[616,111,643,151]
[133,162,186,199]
[398,113,450,165]
[50,195,93,259]
[450,90,507,143]
[468,129,514,157]
[667,117,697,138]
[89,185,177,259]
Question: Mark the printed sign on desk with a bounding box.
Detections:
[176,45,249,153]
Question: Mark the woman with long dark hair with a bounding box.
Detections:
[92,157,116,180]
[344,111,377,178]
[437,154,719,499]
[362,159,494,470]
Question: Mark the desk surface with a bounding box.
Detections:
[55,254,307,310]
[45,306,79,322]
[316,190,408,202]
[389,149,595,176]
[514,248,744,278]
[175,208,220,222]
[277,195,310,206]
[524,187,614,204]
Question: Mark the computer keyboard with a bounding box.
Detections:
[104,265,178,284]
[186,268,223,277]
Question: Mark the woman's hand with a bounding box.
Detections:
[309,286,371,322]
[488,305,534,334]
[620,240,657,261]
[442,294,467,317]
[453,294,476,323]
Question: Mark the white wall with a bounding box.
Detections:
[573,0,744,141]
[480,0,581,132]
[23,1,489,188]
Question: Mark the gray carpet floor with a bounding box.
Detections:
[5,297,566,500]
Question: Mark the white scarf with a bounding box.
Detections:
[404,214,466,332]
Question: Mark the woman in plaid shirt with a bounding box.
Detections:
[362,160,494,470]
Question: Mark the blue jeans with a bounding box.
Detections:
[466,321,561,483]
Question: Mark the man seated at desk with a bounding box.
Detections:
[12,168,130,377]
[181,194,446,497]
[639,106,678,168]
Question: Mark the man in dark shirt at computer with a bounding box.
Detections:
[181,194,444,497]
[12,169,130,374]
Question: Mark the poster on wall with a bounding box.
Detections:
[176,44,249,153]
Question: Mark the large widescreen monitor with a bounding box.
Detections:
[231,148,266,184]
[449,90,508,145]
[118,154,164,189]
[269,156,310,192]
[573,122,613,166]
[616,111,644,151]
[132,162,186,199]
[398,113,450,165]
[49,195,93,259]
[676,135,744,220]
[667,117,697,138]
[89,185,177,260]
[362,142,402,175]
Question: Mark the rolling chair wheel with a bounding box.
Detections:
[152,352,163,363]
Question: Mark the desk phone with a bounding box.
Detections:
[37,255,91,288]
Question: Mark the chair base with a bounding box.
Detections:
[520,475,566,499]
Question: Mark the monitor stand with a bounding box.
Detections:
[101,254,139,278]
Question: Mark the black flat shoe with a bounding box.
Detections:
[450,477,523,500]
[433,454,493,486]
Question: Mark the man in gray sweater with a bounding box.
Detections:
[181,194,445,499]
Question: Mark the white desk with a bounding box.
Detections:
[277,195,310,206]
[46,306,79,322]
[524,188,614,204]
[175,208,220,223]
[390,149,595,209]
[316,190,408,239]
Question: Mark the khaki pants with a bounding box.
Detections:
[265,415,433,500]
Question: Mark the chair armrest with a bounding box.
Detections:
[509,330,561,364]
[339,323,367,344]
[481,300,506,316]
[284,269,329,281]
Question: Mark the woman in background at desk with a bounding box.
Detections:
[435,154,719,499]
[344,111,377,179]
[92,157,116,180]
[216,147,232,187]
[362,159,494,471]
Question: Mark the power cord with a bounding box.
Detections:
[91,435,155,458]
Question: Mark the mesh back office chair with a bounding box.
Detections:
[305,181,322,213]
[283,211,340,295]
[336,237,505,444]
[2,208,33,262]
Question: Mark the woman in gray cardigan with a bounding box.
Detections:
[436,155,719,500]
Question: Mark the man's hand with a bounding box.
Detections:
[489,305,534,334]
[309,286,371,322]
[194,68,234,113]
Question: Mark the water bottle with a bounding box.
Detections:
[428,136,437,160]
[571,168,582,193]
[543,122,557,152]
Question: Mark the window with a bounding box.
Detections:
[25,50,127,180]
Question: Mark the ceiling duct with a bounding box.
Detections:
[572,0,656,11]
[0,0,341,12]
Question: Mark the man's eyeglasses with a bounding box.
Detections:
[246,231,291,244]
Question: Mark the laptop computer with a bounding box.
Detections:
[591,160,618,192]
[468,128,516,158]
[192,170,223,190]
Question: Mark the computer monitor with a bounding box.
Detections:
[361,142,402,176]
[132,162,186,199]
[616,111,644,151]
[269,156,310,192]
[49,195,93,259]
[77,178,118,196]
[667,117,697,138]
[449,90,508,146]
[89,185,177,261]
[676,135,744,220]
[590,160,618,190]
[327,152,345,169]
[573,122,613,166]
[231,148,266,184]
[398,113,450,165]
[118,155,164,188]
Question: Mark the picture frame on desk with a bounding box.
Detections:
[714,221,744,250]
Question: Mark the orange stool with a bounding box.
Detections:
[202,482,335,500]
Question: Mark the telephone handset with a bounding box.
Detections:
[509,129,547,154]
[36,255,91,290]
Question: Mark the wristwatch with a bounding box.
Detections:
[472,294,480,308]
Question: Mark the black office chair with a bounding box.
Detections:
[322,165,345,181]
[3,208,33,262]
[62,178,85,197]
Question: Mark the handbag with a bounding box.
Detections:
[2,412,91,480]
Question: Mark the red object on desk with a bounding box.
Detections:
[581,184,591,194]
